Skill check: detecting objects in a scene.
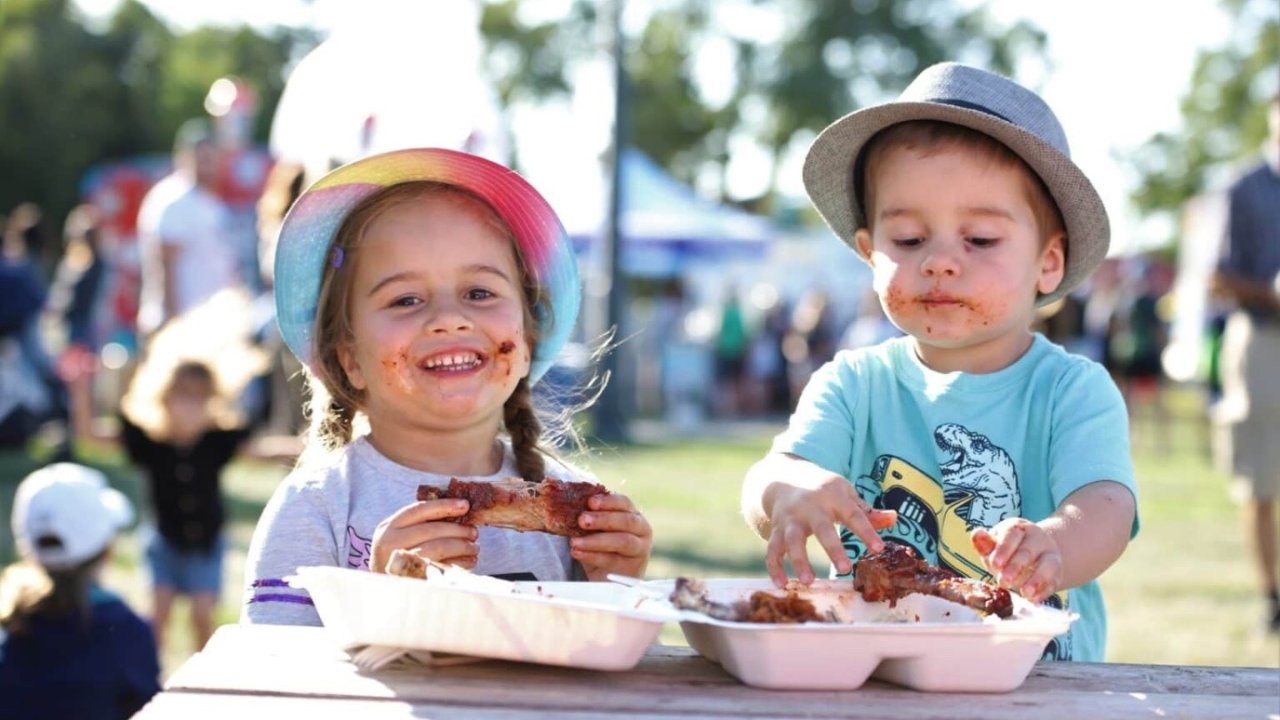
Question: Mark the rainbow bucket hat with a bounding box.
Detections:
[273,148,580,384]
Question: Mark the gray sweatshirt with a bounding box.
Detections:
[241,436,588,626]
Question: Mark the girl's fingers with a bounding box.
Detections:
[587,492,636,513]
[1019,553,1061,603]
[570,531,648,559]
[386,499,470,528]
[386,520,477,551]
[416,537,479,565]
[577,509,651,537]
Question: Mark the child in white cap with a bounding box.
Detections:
[742,62,1138,662]
[0,463,160,719]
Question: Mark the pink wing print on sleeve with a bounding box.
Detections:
[346,526,373,569]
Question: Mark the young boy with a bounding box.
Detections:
[742,63,1138,662]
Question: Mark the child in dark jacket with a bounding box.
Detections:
[0,463,160,720]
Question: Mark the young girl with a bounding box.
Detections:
[0,463,160,719]
[115,289,290,651]
[243,148,652,626]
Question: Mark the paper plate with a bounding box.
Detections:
[667,578,1075,692]
[290,566,674,671]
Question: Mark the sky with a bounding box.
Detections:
[73,0,1238,255]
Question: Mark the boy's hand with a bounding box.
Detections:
[971,519,1062,604]
[571,492,652,581]
[764,475,897,588]
[370,499,477,573]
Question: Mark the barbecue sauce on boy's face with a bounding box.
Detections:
[854,145,1064,374]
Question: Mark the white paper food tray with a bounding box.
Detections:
[290,566,675,671]
[669,578,1075,692]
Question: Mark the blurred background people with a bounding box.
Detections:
[102,289,289,653]
[134,118,241,340]
[0,463,159,719]
[1210,94,1280,635]
[712,286,749,416]
[45,204,109,443]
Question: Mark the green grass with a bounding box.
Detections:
[8,386,1278,676]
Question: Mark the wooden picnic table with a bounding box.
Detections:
[134,624,1279,719]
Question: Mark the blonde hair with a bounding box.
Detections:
[300,181,570,482]
[860,120,1066,247]
[122,288,269,439]
[0,553,106,636]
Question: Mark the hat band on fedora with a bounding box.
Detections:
[934,98,1013,125]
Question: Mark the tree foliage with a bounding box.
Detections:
[0,0,313,267]
[2,0,1054,263]
[1129,0,1278,247]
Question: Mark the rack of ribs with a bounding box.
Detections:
[853,542,1013,618]
[417,477,608,538]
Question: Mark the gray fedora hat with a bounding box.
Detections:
[803,62,1109,307]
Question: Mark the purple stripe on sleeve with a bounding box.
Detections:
[248,593,315,606]
[251,578,293,588]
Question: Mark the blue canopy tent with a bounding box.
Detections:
[561,149,776,278]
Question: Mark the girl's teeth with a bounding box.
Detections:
[426,353,480,369]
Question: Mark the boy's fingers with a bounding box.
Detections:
[868,509,898,530]
[988,522,1027,571]
[970,527,997,556]
[765,533,789,587]
[812,522,851,576]
[839,507,885,555]
[784,524,816,585]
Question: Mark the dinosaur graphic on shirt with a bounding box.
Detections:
[934,423,1021,528]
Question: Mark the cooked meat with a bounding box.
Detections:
[417,477,607,537]
[669,577,824,624]
[386,548,429,579]
[853,542,1013,618]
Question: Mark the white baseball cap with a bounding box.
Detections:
[12,463,135,569]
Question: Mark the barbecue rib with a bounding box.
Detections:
[853,542,1013,618]
[417,477,607,537]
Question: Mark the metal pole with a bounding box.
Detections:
[592,0,629,443]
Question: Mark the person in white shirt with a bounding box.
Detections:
[135,118,240,338]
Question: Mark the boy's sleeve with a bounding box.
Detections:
[770,357,857,477]
[1049,362,1140,537]
[241,473,342,626]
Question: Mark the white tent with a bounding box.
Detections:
[268,0,506,177]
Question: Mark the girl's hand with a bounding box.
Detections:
[764,476,897,587]
[370,499,477,573]
[570,493,652,581]
[971,519,1062,604]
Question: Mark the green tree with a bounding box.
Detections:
[1129,0,1278,247]
[0,0,310,264]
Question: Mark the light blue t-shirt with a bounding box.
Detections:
[773,334,1139,662]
